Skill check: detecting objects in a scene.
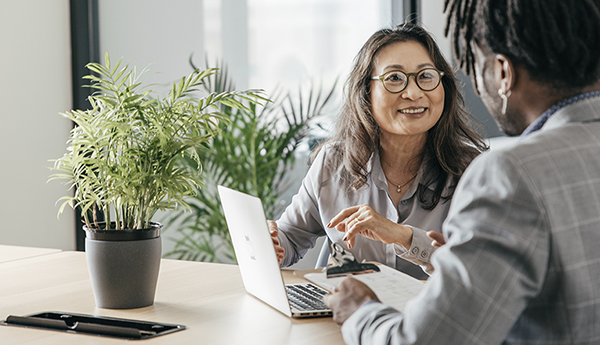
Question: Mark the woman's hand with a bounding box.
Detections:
[327,205,413,250]
[427,230,446,247]
[267,220,285,263]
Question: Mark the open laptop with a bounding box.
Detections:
[217,185,332,318]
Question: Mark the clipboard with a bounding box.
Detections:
[1,311,186,340]
[325,242,381,278]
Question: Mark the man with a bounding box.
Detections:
[323,0,600,344]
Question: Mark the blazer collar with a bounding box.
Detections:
[538,93,600,133]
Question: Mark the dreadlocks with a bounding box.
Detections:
[444,0,600,90]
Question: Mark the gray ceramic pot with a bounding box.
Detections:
[84,222,162,309]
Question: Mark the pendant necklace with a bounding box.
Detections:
[385,173,418,193]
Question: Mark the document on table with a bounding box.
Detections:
[304,264,425,312]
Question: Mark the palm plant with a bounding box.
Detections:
[50,54,266,230]
[163,59,337,263]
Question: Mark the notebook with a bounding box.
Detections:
[217,185,332,318]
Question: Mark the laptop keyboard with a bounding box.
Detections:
[285,283,330,311]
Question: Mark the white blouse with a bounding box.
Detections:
[276,145,451,279]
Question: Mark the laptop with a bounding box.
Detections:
[217,185,332,318]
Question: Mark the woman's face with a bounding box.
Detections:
[370,40,445,141]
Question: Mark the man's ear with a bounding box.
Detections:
[494,54,515,94]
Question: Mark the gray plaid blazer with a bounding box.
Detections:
[342,96,600,344]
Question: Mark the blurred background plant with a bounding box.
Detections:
[163,58,337,263]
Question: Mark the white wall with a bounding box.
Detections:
[0,0,75,249]
[97,0,205,96]
[421,0,451,60]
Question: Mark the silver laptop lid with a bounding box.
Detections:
[218,185,293,317]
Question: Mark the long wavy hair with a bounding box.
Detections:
[316,23,488,210]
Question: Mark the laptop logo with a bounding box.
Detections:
[245,235,256,260]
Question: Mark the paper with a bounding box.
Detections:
[304,264,425,312]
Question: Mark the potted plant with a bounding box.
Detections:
[50,54,265,309]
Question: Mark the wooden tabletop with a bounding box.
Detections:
[0,244,62,263]
[0,251,343,344]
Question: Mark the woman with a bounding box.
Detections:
[270,23,487,279]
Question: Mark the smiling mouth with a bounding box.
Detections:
[399,108,426,114]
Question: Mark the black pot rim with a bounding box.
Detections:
[84,221,163,241]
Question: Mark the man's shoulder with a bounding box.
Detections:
[517,122,600,163]
[465,125,600,194]
[482,123,598,166]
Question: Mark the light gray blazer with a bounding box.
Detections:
[342,96,600,344]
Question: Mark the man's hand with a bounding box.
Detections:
[327,205,413,250]
[323,277,379,325]
[267,220,285,263]
[427,230,446,247]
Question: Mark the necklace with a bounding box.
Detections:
[384,173,418,193]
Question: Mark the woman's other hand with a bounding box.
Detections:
[427,230,446,247]
[267,220,285,263]
[327,205,413,250]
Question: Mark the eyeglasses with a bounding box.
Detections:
[371,68,444,93]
